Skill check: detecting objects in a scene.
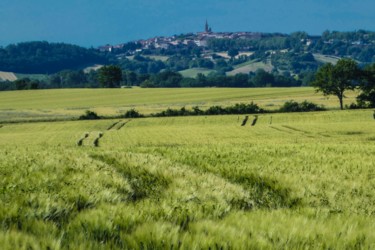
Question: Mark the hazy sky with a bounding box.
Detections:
[0,0,374,47]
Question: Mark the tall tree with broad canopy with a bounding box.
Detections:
[98,65,122,88]
[357,63,375,107]
[312,58,360,110]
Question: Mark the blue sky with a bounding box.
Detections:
[0,0,374,47]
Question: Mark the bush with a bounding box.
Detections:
[205,106,227,115]
[279,100,325,112]
[124,109,143,118]
[356,91,375,108]
[151,102,263,117]
[79,110,101,120]
[225,102,262,114]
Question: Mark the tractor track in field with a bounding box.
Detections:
[93,132,104,147]
[107,121,121,131]
[77,131,104,147]
[270,125,329,139]
[77,132,90,146]
[240,116,258,127]
[76,119,132,147]
[117,120,131,130]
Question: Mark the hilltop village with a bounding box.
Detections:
[99,21,296,53]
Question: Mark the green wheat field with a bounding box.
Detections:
[0,88,374,249]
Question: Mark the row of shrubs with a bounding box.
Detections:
[151,102,263,117]
[79,100,325,120]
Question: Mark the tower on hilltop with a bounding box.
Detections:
[205,20,212,33]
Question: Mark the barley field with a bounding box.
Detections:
[0,87,358,122]
[1,108,375,249]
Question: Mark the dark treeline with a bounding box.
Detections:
[149,100,324,117]
[0,68,305,91]
[151,102,263,117]
[126,69,304,88]
[80,100,326,121]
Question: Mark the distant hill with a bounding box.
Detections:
[0,41,107,74]
[1,31,374,77]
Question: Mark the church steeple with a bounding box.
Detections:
[205,20,209,33]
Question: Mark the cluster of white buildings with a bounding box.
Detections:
[99,21,263,53]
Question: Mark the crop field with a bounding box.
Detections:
[0,71,17,82]
[227,60,274,75]
[313,54,341,65]
[0,88,358,122]
[1,108,375,249]
[179,68,216,78]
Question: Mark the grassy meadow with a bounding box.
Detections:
[1,100,375,249]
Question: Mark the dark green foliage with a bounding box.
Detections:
[225,102,262,114]
[312,30,375,62]
[205,106,227,115]
[119,57,166,74]
[279,100,326,112]
[139,79,156,88]
[79,110,101,120]
[312,59,360,109]
[152,102,263,117]
[228,48,239,58]
[357,63,375,107]
[98,65,123,88]
[271,52,318,73]
[150,70,183,88]
[124,109,143,118]
[0,41,106,74]
[252,69,275,87]
[11,78,41,90]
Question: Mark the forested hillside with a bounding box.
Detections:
[0,41,107,74]
[0,30,374,90]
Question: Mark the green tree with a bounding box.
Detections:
[253,69,274,87]
[98,65,122,88]
[228,48,239,59]
[151,71,182,88]
[312,59,360,110]
[14,78,29,90]
[357,63,375,107]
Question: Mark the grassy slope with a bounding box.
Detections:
[144,55,170,62]
[313,53,341,65]
[0,71,17,81]
[179,68,216,78]
[226,60,274,75]
[0,87,359,122]
[1,110,375,248]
